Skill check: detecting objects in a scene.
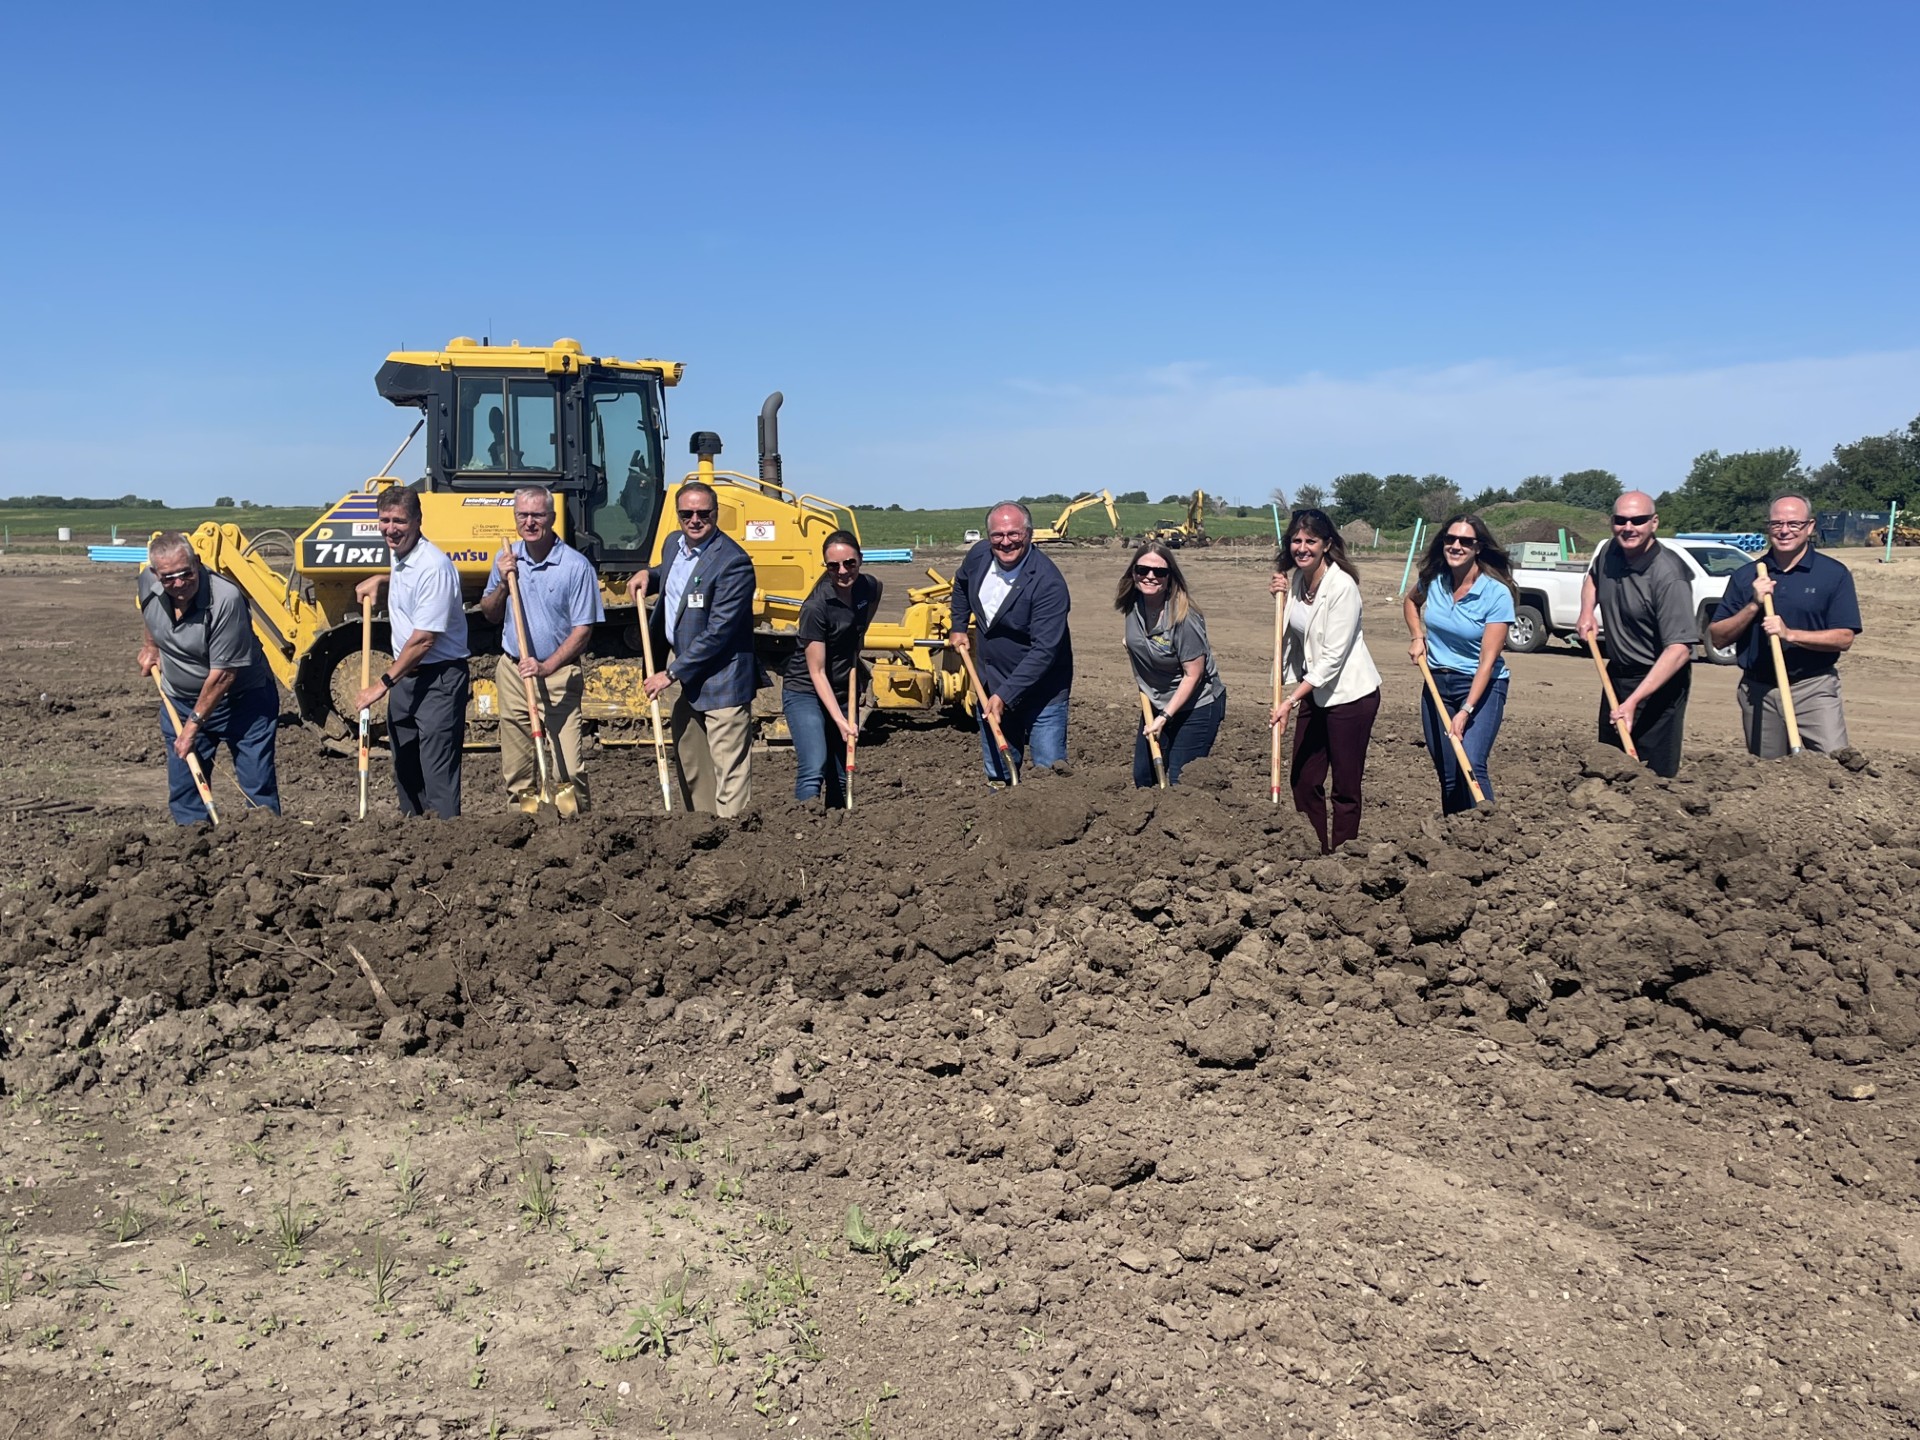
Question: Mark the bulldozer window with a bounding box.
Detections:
[586,384,660,550]
[455,377,558,473]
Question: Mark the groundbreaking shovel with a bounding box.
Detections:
[1411,619,1492,812]
[152,672,219,825]
[503,568,575,817]
[954,639,1019,786]
[358,595,373,820]
[844,668,859,811]
[1756,561,1804,756]
[635,595,675,814]
[1140,691,1168,789]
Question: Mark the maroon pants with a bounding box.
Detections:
[1289,688,1381,853]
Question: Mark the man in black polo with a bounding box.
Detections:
[1708,494,1862,757]
[1576,491,1698,777]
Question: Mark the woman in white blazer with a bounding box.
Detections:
[1268,509,1383,852]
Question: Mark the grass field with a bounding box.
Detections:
[0,505,322,547]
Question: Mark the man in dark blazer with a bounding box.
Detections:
[950,501,1073,783]
[631,480,762,815]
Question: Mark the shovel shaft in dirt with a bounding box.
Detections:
[635,594,675,814]
[1585,631,1640,761]
[1414,645,1490,812]
[152,671,219,825]
[1140,691,1168,789]
[844,669,858,810]
[358,595,372,820]
[503,568,558,809]
[1756,572,1804,755]
[1270,586,1286,804]
[954,640,1019,786]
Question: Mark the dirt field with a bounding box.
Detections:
[3,545,1919,1440]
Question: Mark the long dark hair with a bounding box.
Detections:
[1113,540,1198,625]
[1275,508,1360,586]
[1408,513,1515,606]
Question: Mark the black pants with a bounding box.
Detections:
[390,659,470,819]
[1291,688,1382,852]
[1598,663,1689,778]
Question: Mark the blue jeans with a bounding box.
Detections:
[782,688,847,804]
[978,691,1068,783]
[1420,671,1507,814]
[160,682,281,824]
[1134,695,1223,787]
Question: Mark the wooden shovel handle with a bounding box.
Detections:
[954,640,1018,784]
[1755,572,1804,754]
[1585,631,1639,760]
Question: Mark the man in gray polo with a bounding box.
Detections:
[353,486,471,819]
[478,486,603,811]
[136,531,281,823]
[1576,491,1698,777]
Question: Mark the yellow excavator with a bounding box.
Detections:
[1031,490,1121,544]
[1141,490,1210,548]
[183,337,967,742]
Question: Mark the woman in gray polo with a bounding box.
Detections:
[1115,541,1225,785]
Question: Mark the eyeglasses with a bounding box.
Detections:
[678,507,714,520]
[1443,535,1479,550]
[1132,564,1169,580]
[1612,513,1655,527]
[513,510,551,522]
[825,558,861,572]
[1765,519,1812,531]
[156,567,196,584]
[987,531,1026,543]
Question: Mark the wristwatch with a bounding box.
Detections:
[379,671,396,691]
[1460,703,1475,717]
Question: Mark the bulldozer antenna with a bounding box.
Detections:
[373,419,424,480]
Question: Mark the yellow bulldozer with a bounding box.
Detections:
[1868,522,1920,547]
[1031,490,1121,544]
[1139,489,1210,548]
[183,337,968,743]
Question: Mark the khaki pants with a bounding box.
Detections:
[1737,672,1849,758]
[496,657,589,810]
[669,696,751,817]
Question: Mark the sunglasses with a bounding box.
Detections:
[156,568,196,584]
[1442,535,1479,549]
[825,558,861,572]
[678,507,714,520]
[1132,564,1169,580]
[1612,513,1655,527]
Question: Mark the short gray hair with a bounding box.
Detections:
[513,485,555,515]
[986,501,1033,530]
[147,530,193,564]
[1768,493,1813,515]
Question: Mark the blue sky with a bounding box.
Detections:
[2,1,1915,509]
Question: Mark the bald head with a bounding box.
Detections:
[986,502,1033,567]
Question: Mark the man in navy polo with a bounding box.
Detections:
[479,486,603,811]
[950,501,1073,783]
[1709,493,1862,758]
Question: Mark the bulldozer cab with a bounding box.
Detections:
[373,337,682,571]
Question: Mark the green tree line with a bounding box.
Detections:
[1,493,168,510]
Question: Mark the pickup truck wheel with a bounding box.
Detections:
[1698,607,1739,665]
[1506,604,1549,654]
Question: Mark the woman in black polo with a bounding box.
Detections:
[782,530,883,806]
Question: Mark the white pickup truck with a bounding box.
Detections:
[1506,539,1750,663]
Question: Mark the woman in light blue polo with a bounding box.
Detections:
[1402,514,1516,814]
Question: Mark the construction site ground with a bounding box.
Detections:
[2,545,1919,1440]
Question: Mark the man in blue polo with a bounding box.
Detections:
[1709,493,1862,758]
[136,531,282,824]
[950,501,1073,782]
[353,486,472,819]
[479,486,603,812]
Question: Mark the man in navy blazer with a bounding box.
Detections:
[631,481,762,816]
[950,501,1073,782]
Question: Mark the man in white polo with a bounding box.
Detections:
[353,486,471,819]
